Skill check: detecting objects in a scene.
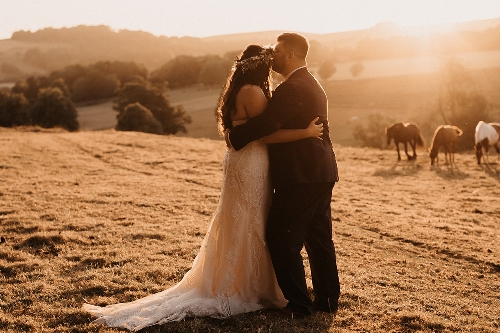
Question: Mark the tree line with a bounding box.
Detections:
[0,50,242,134]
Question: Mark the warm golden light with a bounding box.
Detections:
[1,0,500,39]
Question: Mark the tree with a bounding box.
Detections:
[437,59,488,150]
[11,76,51,104]
[29,87,79,131]
[90,61,148,85]
[71,69,120,102]
[49,78,71,98]
[150,55,202,88]
[198,56,232,86]
[114,81,191,134]
[50,64,88,90]
[116,102,163,134]
[0,91,29,127]
[317,61,336,80]
[350,62,365,78]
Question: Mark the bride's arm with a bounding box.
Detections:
[260,117,323,144]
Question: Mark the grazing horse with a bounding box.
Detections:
[429,125,463,165]
[386,122,425,161]
[474,121,500,164]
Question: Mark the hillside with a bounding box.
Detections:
[0,127,499,332]
[2,18,500,81]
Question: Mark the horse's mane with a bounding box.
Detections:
[429,125,444,151]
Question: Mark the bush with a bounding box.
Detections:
[90,61,148,85]
[50,64,88,90]
[150,55,202,88]
[198,56,232,86]
[11,76,51,104]
[317,61,336,80]
[71,69,120,102]
[353,112,394,149]
[0,91,29,127]
[114,81,191,134]
[29,87,79,131]
[116,102,163,134]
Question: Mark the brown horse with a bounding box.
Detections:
[386,122,425,161]
[429,125,463,165]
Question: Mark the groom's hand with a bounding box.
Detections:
[224,130,233,149]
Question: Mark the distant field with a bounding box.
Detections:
[75,87,223,139]
[76,62,500,148]
[323,49,500,80]
[3,48,499,146]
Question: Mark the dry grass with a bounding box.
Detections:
[0,127,499,332]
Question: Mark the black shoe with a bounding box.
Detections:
[312,297,338,313]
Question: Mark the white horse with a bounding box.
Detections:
[474,121,500,164]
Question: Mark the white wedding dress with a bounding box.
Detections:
[83,120,286,331]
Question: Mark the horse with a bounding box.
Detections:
[386,122,425,161]
[474,121,500,164]
[429,125,463,165]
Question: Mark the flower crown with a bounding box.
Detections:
[234,46,274,73]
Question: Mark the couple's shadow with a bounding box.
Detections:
[138,308,334,332]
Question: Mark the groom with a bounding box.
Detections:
[227,33,340,316]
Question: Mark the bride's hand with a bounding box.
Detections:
[307,117,323,140]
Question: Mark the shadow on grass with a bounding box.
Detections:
[431,163,470,180]
[48,310,95,331]
[382,314,447,332]
[373,160,423,179]
[480,163,500,181]
[13,234,66,256]
[0,319,34,332]
[0,262,40,278]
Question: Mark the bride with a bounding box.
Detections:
[83,44,323,331]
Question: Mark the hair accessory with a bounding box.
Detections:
[234,46,274,73]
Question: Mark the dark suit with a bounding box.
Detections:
[229,67,340,314]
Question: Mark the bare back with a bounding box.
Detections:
[232,84,268,123]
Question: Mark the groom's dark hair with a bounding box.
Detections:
[277,33,309,60]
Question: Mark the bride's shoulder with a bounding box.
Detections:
[237,85,265,100]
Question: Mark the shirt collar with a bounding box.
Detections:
[284,66,306,81]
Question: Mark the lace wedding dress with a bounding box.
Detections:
[83,120,286,331]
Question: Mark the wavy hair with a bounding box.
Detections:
[216,45,272,135]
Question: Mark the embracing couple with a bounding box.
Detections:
[84,32,340,331]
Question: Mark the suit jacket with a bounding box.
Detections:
[229,67,339,188]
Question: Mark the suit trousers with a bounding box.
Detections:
[266,182,340,315]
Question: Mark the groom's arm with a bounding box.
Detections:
[229,83,300,151]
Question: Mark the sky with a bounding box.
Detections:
[2,0,500,40]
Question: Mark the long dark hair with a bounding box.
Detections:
[216,45,272,135]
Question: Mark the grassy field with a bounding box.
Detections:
[0,127,499,332]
